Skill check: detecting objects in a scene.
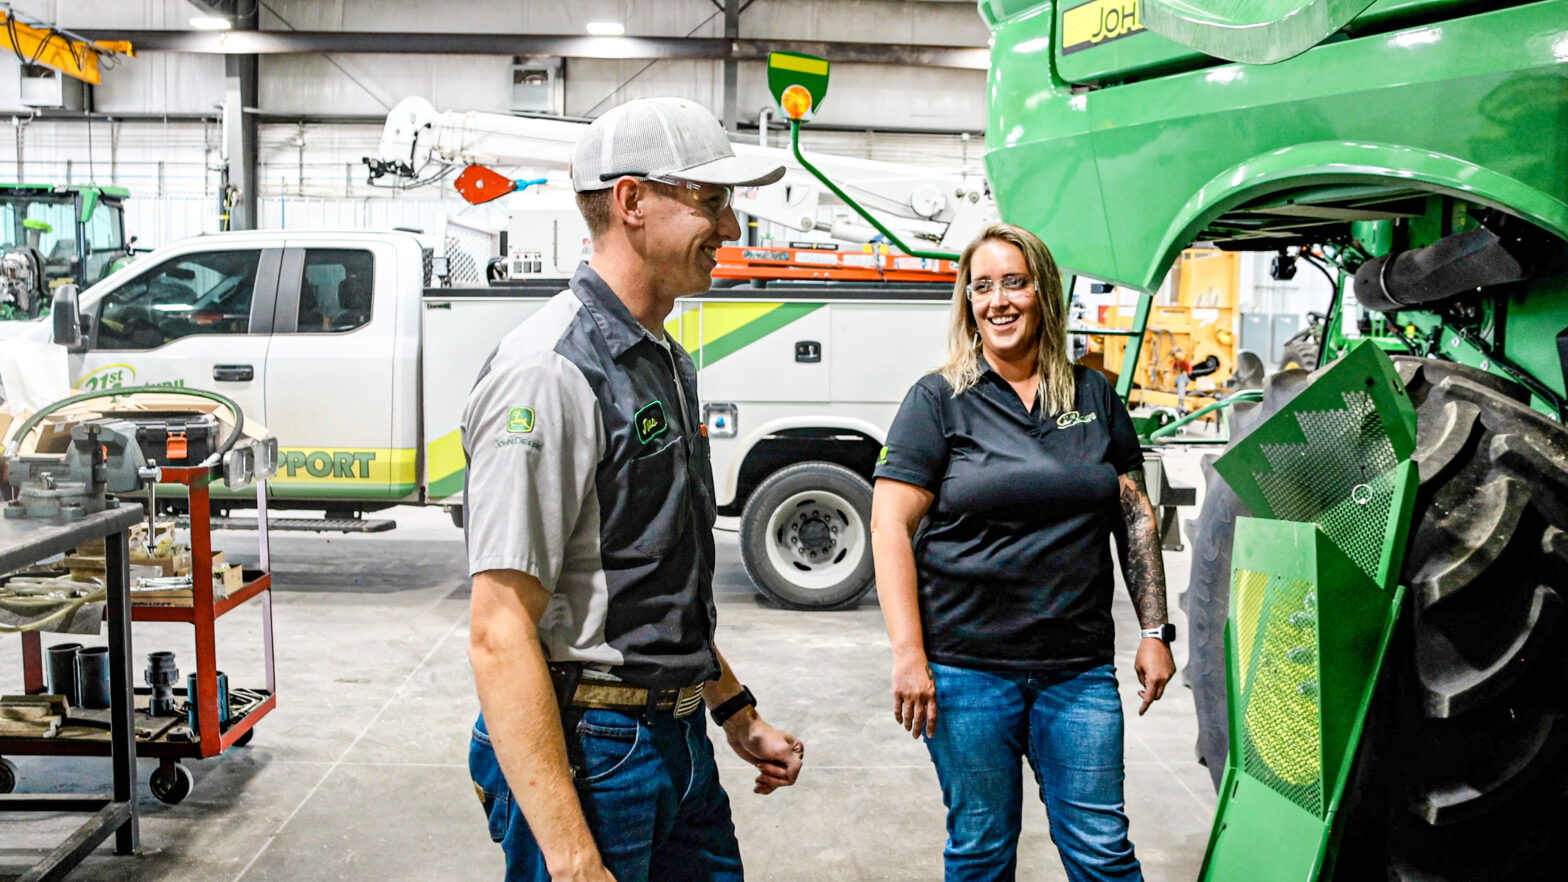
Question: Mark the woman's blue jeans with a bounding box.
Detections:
[924,662,1142,882]
[470,709,743,882]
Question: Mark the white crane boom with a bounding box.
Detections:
[369,97,994,252]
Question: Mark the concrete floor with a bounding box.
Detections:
[1,448,1218,881]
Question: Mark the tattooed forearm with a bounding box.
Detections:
[1117,468,1169,629]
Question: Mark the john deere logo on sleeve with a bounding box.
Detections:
[1056,411,1099,429]
[507,406,535,434]
[876,446,889,465]
[635,401,669,445]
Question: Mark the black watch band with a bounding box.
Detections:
[710,685,756,727]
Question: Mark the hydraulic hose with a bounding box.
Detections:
[5,385,246,468]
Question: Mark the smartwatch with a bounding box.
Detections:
[710,685,757,727]
[1140,623,1177,644]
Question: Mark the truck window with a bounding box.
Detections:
[94,250,262,350]
[295,249,374,334]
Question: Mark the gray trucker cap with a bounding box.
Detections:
[571,97,785,192]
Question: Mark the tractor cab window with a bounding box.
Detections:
[94,249,262,350]
[0,196,76,279]
[83,201,126,286]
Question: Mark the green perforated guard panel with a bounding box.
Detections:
[1234,570,1325,818]
[1214,341,1418,592]
[1201,342,1419,882]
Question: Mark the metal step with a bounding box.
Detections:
[176,516,397,533]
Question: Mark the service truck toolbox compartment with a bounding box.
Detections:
[129,412,220,465]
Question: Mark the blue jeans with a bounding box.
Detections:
[470,709,743,882]
[924,662,1141,882]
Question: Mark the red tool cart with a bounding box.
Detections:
[7,465,276,805]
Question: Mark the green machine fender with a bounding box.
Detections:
[1201,341,1418,880]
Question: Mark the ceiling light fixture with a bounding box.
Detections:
[586,22,625,36]
[190,16,233,31]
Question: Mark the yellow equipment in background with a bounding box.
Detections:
[1098,248,1239,414]
[0,9,133,85]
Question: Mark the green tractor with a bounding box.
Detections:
[982,0,1567,877]
[0,183,133,319]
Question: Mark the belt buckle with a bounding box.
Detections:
[673,685,704,718]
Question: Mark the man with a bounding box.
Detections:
[463,97,805,882]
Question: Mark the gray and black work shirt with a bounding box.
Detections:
[461,263,719,689]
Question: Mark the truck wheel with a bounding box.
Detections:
[740,462,875,610]
[1183,356,1568,876]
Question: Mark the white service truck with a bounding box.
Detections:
[30,228,953,609]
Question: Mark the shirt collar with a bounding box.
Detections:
[569,262,664,359]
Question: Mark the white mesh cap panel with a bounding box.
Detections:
[571,97,783,192]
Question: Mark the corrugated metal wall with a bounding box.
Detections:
[0,0,990,248]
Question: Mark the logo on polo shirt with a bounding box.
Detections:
[635,401,669,444]
[507,406,536,433]
[876,445,889,465]
[1056,410,1098,429]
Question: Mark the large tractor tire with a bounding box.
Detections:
[1278,330,1320,371]
[1183,356,1568,877]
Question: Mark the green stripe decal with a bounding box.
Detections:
[698,302,824,367]
[269,483,418,499]
[429,468,466,499]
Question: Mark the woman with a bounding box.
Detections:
[870,223,1175,881]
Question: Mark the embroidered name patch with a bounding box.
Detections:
[635,401,669,444]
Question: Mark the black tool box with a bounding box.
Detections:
[125,412,221,465]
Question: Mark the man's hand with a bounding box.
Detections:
[547,853,619,882]
[722,709,804,794]
[548,855,619,882]
[1135,638,1176,716]
[891,651,937,738]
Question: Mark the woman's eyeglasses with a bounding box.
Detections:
[966,274,1034,302]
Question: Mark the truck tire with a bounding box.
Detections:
[739,462,876,610]
[1183,356,1568,876]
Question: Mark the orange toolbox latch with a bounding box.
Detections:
[165,430,189,461]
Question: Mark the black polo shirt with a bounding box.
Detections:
[873,363,1143,672]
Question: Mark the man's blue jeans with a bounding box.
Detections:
[470,709,743,882]
[924,662,1142,882]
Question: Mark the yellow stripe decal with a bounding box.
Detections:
[427,429,467,498]
[770,54,829,76]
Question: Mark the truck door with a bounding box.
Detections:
[263,242,404,503]
[76,246,279,454]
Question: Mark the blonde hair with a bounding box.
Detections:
[938,223,1075,415]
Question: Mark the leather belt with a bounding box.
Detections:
[569,682,705,718]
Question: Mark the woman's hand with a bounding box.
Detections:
[892,651,938,738]
[1135,638,1176,716]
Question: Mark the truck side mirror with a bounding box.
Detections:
[52,284,87,352]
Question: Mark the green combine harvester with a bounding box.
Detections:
[979,0,1568,877]
[0,183,132,319]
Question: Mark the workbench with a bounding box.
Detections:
[0,504,140,881]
